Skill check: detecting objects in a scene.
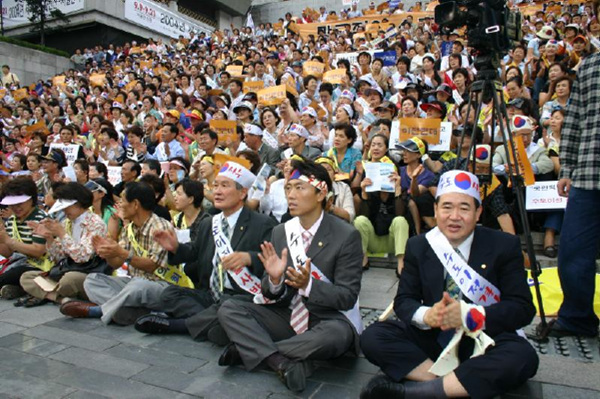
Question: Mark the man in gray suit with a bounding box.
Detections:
[218,157,363,392]
[243,123,280,170]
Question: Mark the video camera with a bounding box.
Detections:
[435,0,522,71]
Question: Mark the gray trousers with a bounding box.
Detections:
[217,298,354,370]
[84,274,170,324]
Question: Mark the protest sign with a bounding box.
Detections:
[399,118,441,144]
[507,135,535,186]
[303,61,326,78]
[243,81,264,93]
[209,120,238,144]
[12,88,27,102]
[257,85,287,107]
[428,122,452,152]
[526,181,568,210]
[323,69,346,84]
[226,65,244,77]
[107,166,123,187]
[49,143,80,166]
[89,74,106,87]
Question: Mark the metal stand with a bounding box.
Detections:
[457,67,550,342]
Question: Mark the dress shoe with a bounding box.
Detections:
[277,360,314,393]
[360,375,405,399]
[218,343,242,367]
[547,319,597,338]
[135,314,172,334]
[111,307,151,326]
[207,324,230,346]
[59,301,97,318]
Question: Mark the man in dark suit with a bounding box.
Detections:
[217,157,363,392]
[136,162,276,344]
[360,170,539,399]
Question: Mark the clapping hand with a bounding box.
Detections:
[153,229,179,253]
[258,242,288,285]
[285,259,311,290]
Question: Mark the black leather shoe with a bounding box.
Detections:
[547,319,597,338]
[207,324,230,346]
[360,375,405,399]
[135,314,171,334]
[218,343,242,367]
[277,361,314,393]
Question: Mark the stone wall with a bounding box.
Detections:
[0,42,74,87]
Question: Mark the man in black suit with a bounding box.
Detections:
[360,170,539,399]
[217,157,363,392]
[135,162,276,344]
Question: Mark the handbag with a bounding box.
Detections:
[48,255,111,281]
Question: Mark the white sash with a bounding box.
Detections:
[425,227,499,376]
[211,214,265,298]
[425,227,501,306]
[284,217,364,334]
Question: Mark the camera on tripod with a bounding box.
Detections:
[435,0,522,71]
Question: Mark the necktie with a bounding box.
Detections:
[290,230,312,334]
[209,218,231,302]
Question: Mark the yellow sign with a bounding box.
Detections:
[129,46,142,55]
[140,60,153,70]
[12,88,28,102]
[89,74,106,87]
[26,121,49,135]
[243,81,264,94]
[303,61,326,78]
[323,69,346,85]
[52,75,66,88]
[226,65,244,77]
[209,120,239,145]
[124,80,138,92]
[257,85,287,107]
[283,77,298,98]
[507,135,535,186]
[399,118,441,144]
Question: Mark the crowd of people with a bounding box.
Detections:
[0,0,598,396]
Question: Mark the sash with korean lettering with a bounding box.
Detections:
[211,214,267,299]
[425,227,498,376]
[283,217,364,334]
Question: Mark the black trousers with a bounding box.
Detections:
[0,265,36,288]
[159,285,215,319]
[360,320,539,399]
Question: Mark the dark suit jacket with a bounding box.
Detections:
[258,144,281,170]
[169,207,276,294]
[395,226,535,338]
[262,213,363,348]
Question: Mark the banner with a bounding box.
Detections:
[11,88,28,102]
[2,0,84,28]
[257,85,287,107]
[335,49,396,66]
[243,81,264,93]
[225,65,244,77]
[399,118,442,144]
[123,0,213,39]
[506,136,535,186]
[525,181,568,211]
[209,120,238,144]
[296,12,433,39]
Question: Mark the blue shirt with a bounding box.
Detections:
[325,147,362,174]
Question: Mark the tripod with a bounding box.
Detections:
[456,65,551,341]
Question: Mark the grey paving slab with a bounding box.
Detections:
[148,334,224,360]
[532,355,600,391]
[44,316,103,333]
[51,366,198,399]
[0,367,76,399]
[21,325,117,351]
[7,336,70,357]
[358,269,397,310]
[85,323,167,347]
[0,298,19,313]
[308,365,374,389]
[0,321,26,339]
[104,343,207,374]
[62,391,112,399]
[542,383,600,399]
[0,347,78,380]
[0,304,63,327]
[0,332,32,348]
[48,347,151,378]
[309,383,359,399]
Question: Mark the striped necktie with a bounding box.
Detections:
[290,230,312,334]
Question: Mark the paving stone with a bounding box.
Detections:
[0,299,18,314]
[0,304,62,327]
[44,317,103,333]
[49,347,150,378]
[0,347,78,380]
[542,384,600,399]
[104,343,207,373]
[148,335,225,359]
[309,382,359,398]
[22,325,117,351]
[52,367,198,399]
[0,321,26,339]
[0,367,76,399]
[533,355,600,391]
[9,336,70,357]
[501,381,543,399]
[0,333,32,348]
[308,366,374,389]
[324,355,379,375]
[62,391,112,399]
[85,324,166,348]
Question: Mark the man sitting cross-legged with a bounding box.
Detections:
[60,181,193,325]
[217,157,364,392]
[134,161,276,345]
[359,170,539,399]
